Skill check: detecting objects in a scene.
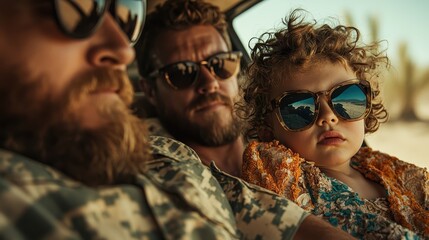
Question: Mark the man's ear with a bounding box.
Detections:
[139,77,157,107]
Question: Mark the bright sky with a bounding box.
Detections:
[233,0,429,68]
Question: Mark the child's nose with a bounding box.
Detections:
[316,97,339,128]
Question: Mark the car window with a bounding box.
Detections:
[233,0,429,168]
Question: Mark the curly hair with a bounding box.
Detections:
[135,0,231,82]
[238,9,389,139]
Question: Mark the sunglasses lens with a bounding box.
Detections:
[210,53,241,79]
[55,0,146,43]
[331,84,368,119]
[279,93,316,130]
[56,0,106,38]
[164,62,198,89]
[115,0,146,44]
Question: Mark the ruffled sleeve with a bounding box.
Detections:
[242,141,314,210]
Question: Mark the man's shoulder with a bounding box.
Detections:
[0,148,239,239]
[149,135,201,162]
[0,149,159,238]
[145,118,173,138]
[0,148,77,186]
[146,118,201,163]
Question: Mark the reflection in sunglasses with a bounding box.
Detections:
[57,0,105,35]
[54,0,145,44]
[116,0,144,42]
[77,0,95,15]
[150,51,242,90]
[272,79,371,131]
[58,1,84,31]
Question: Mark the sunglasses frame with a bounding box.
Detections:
[271,79,372,132]
[149,51,243,90]
[52,0,146,45]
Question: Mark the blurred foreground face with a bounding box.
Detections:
[0,1,150,186]
[147,25,242,146]
[0,1,137,128]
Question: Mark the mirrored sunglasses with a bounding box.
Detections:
[271,79,372,131]
[53,0,146,45]
[150,51,243,90]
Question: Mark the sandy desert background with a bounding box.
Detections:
[366,121,429,169]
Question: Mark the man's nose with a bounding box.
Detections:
[196,65,220,94]
[87,14,135,69]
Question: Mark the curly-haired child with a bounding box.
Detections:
[239,9,429,239]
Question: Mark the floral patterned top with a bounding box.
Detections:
[242,140,429,239]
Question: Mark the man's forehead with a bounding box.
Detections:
[153,25,229,65]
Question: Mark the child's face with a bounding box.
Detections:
[268,61,365,169]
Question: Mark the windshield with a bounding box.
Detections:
[233,0,429,168]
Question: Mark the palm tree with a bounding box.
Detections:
[345,11,427,121]
[397,43,419,120]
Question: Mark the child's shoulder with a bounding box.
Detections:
[353,147,423,169]
[352,147,428,182]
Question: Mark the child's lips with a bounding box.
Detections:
[318,131,345,145]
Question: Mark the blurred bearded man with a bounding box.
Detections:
[0,67,149,186]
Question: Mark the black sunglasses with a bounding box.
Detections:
[271,79,372,131]
[53,0,146,45]
[149,51,243,90]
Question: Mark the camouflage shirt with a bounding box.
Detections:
[0,120,307,239]
[146,118,309,239]
[0,145,239,239]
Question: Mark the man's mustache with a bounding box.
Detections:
[0,66,133,133]
[67,69,134,106]
[189,92,233,110]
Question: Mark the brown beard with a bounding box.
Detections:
[0,66,150,186]
[157,92,242,146]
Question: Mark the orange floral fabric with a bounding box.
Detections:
[242,140,429,239]
[352,147,429,236]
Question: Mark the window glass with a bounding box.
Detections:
[233,0,429,168]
